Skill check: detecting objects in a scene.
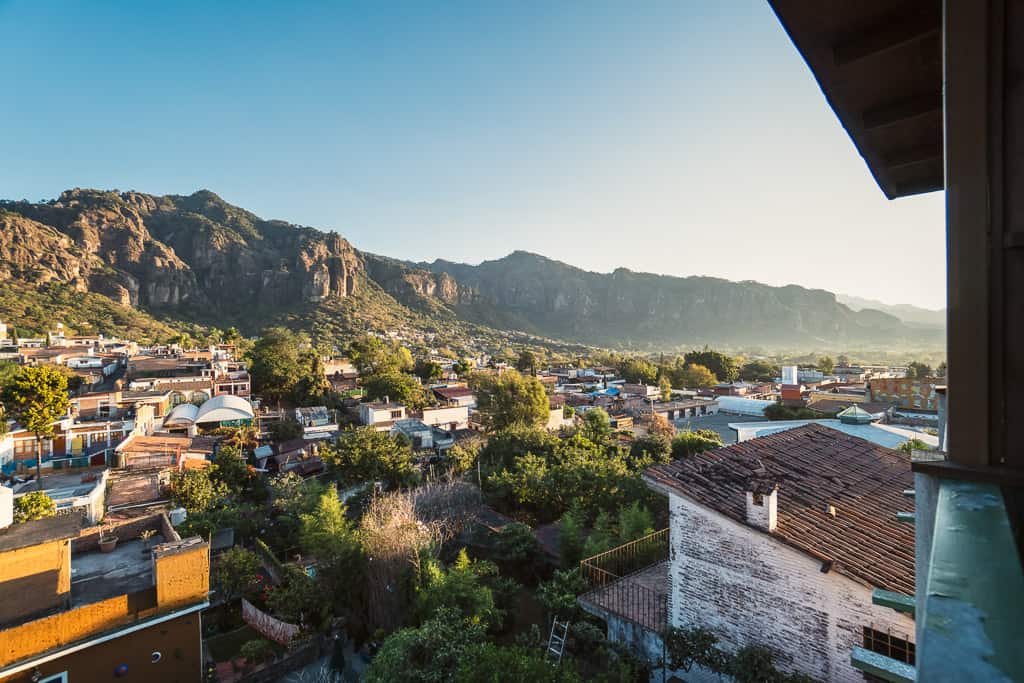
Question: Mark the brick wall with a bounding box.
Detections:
[72,513,165,553]
[667,494,915,683]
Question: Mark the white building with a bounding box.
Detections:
[359,402,406,431]
[421,405,470,431]
[582,423,916,682]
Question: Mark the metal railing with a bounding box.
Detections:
[579,528,670,632]
[580,527,669,586]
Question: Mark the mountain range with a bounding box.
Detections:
[0,189,944,352]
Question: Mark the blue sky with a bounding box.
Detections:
[0,1,945,309]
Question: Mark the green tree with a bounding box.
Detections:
[628,433,672,468]
[416,549,499,627]
[213,547,261,602]
[211,445,250,494]
[559,506,586,568]
[268,419,304,442]
[817,356,835,374]
[455,643,583,682]
[247,327,309,403]
[365,608,485,683]
[413,359,443,384]
[299,490,366,611]
[2,366,70,489]
[453,359,473,376]
[619,357,658,385]
[684,349,738,382]
[906,361,933,379]
[582,510,617,558]
[473,371,550,432]
[618,502,654,542]
[170,468,226,513]
[362,371,425,409]
[348,335,413,375]
[13,491,56,523]
[267,565,328,628]
[936,361,947,377]
[580,407,612,444]
[325,427,417,489]
[671,429,723,458]
[515,350,537,375]
[679,363,717,389]
[536,568,587,621]
[738,360,778,383]
[658,375,673,401]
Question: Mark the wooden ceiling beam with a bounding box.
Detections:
[862,92,942,131]
[883,144,943,169]
[832,9,941,67]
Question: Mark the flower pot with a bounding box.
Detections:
[99,536,118,553]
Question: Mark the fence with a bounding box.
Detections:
[579,528,670,632]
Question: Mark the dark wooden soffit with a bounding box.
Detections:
[769,0,943,199]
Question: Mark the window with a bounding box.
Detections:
[390,410,403,419]
[39,673,68,683]
[863,626,915,665]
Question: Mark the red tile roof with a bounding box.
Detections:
[644,423,914,594]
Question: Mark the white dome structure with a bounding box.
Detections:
[194,394,255,424]
[164,402,200,426]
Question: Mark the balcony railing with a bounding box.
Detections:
[578,528,670,632]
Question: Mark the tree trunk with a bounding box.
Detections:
[35,435,43,491]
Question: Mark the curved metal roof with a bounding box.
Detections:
[194,394,255,424]
[163,402,200,426]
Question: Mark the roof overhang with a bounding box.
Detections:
[769,0,943,199]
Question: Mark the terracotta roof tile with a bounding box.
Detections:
[644,423,914,594]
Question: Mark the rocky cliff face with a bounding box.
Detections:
[405,251,943,348]
[0,189,363,319]
[0,189,942,350]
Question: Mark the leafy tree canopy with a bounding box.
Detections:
[324,426,418,489]
[13,491,56,523]
[738,360,778,383]
[683,348,739,382]
[348,335,413,375]
[472,371,550,432]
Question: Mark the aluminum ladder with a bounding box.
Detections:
[546,618,570,663]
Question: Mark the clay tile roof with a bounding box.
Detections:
[644,423,914,594]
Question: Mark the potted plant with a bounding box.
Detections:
[99,523,119,553]
[139,528,157,555]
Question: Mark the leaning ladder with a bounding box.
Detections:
[547,618,570,663]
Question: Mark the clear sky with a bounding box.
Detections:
[0,1,946,309]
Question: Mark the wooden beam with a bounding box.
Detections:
[833,10,941,67]
[883,144,943,169]
[863,92,941,130]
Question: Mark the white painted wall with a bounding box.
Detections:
[421,405,469,430]
[666,493,915,682]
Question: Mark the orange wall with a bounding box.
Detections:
[155,542,210,611]
[0,540,69,625]
[0,611,201,683]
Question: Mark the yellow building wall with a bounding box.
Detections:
[0,540,70,625]
[155,542,209,611]
[0,594,136,668]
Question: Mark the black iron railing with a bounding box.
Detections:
[579,528,669,631]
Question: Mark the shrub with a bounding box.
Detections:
[13,491,56,523]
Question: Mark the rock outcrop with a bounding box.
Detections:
[0,189,363,319]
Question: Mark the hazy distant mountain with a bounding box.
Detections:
[836,294,945,328]
[0,189,944,351]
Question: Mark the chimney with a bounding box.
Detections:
[0,486,13,529]
[745,484,778,532]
